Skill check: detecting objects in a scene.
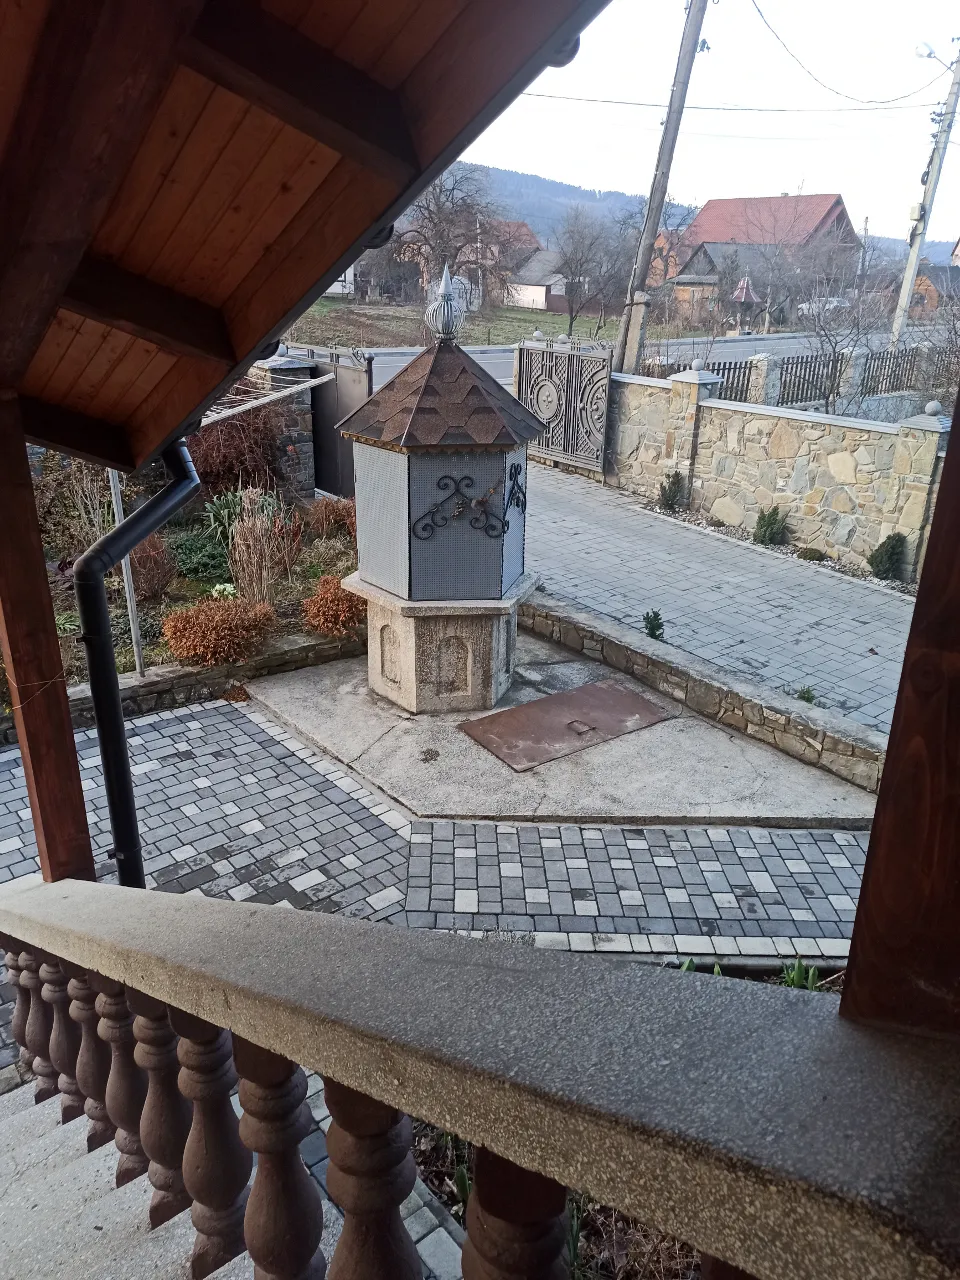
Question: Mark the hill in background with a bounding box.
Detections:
[477,165,646,242]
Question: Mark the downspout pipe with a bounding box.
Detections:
[74,440,201,889]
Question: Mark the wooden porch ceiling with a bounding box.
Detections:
[0,0,610,471]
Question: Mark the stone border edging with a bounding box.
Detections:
[518,590,886,793]
[0,632,365,745]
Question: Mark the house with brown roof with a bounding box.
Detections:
[655,194,861,326]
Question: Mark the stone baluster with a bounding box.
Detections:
[323,1077,421,1280]
[93,976,149,1185]
[700,1257,759,1280]
[129,991,193,1228]
[234,1037,325,1280]
[171,1009,252,1280]
[20,949,57,1103]
[2,939,33,1073]
[462,1147,568,1280]
[64,962,115,1151]
[40,957,84,1123]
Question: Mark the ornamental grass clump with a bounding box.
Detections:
[130,532,176,601]
[162,599,275,667]
[302,576,366,637]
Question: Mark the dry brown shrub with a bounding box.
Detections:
[302,576,366,637]
[187,399,284,493]
[228,488,304,604]
[130,533,175,601]
[305,496,357,543]
[162,599,275,666]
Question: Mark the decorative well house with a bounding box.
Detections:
[340,269,544,713]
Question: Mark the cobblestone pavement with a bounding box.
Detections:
[525,465,913,733]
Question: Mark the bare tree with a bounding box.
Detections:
[553,205,629,336]
[394,163,522,304]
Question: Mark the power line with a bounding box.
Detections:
[748,0,951,104]
[521,91,942,114]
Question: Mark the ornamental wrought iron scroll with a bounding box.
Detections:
[516,339,612,472]
[411,476,506,540]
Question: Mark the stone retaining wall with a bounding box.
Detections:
[518,590,886,793]
[0,632,364,746]
[608,373,948,580]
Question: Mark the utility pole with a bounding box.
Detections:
[612,0,709,374]
[889,49,960,349]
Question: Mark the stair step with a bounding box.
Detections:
[0,1138,119,1263]
[0,1094,89,1179]
[0,1079,33,1126]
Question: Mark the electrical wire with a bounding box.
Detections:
[521,91,942,114]
[748,0,951,104]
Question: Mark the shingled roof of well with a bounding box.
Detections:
[336,341,545,449]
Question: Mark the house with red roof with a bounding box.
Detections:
[653,194,861,327]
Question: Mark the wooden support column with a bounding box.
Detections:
[0,395,93,881]
[842,402,960,1036]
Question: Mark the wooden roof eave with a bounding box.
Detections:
[0,0,610,473]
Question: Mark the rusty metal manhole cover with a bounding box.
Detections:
[460,680,675,772]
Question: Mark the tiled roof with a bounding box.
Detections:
[513,248,565,286]
[681,194,844,251]
[336,342,545,449]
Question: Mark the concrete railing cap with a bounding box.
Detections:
[0,877,958,1280]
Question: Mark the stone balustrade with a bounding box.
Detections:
[1,877,958,1280]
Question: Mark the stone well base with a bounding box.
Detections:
[342,572,539,713]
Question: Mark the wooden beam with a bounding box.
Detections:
[19,398,135,472]
[182,0,419,187]
[0,0,206,386]
[63,257,235,366]
[841,401,960,1037]
[0,393,94,882]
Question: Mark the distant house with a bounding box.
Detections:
[510,248,567,311]
[659,193,861,325]
[324,263,355,297]
[912,261,960,317]
[952,237,960,268]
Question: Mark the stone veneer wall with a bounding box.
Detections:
[608,375,948,579]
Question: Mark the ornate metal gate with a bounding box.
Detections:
[515,338,612,472]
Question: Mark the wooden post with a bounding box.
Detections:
[842,402,960,1036]
[0,393,93,882]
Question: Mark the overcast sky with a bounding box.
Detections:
[463,0,958,244]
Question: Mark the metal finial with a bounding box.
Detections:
[425,264,465,341]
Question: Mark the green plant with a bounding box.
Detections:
[781,957,820,990]
[210,583,236,599]
[658,470,685,512]
[679,956,696,972]
[162,599,275,666]
[795,686,816,704]
[54,610,81,636]
[169,529,230,581]
[867,532,906,581]
[753,506,790,546]
[642,609,665,641]
[713,962,722,976]
[204,489,246,546]
[796,547,826,562]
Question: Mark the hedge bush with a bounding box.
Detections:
[162,599,275,666]
[867,532,906,581]
[753,506,790,546]
[302,576,366,637]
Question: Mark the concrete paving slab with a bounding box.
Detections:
[248,637,875,828]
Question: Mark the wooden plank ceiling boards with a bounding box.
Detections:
[0,0,611,471]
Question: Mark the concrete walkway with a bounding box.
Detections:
[526,465,914,733]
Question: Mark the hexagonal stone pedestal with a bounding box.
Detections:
[342,571,539,714]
